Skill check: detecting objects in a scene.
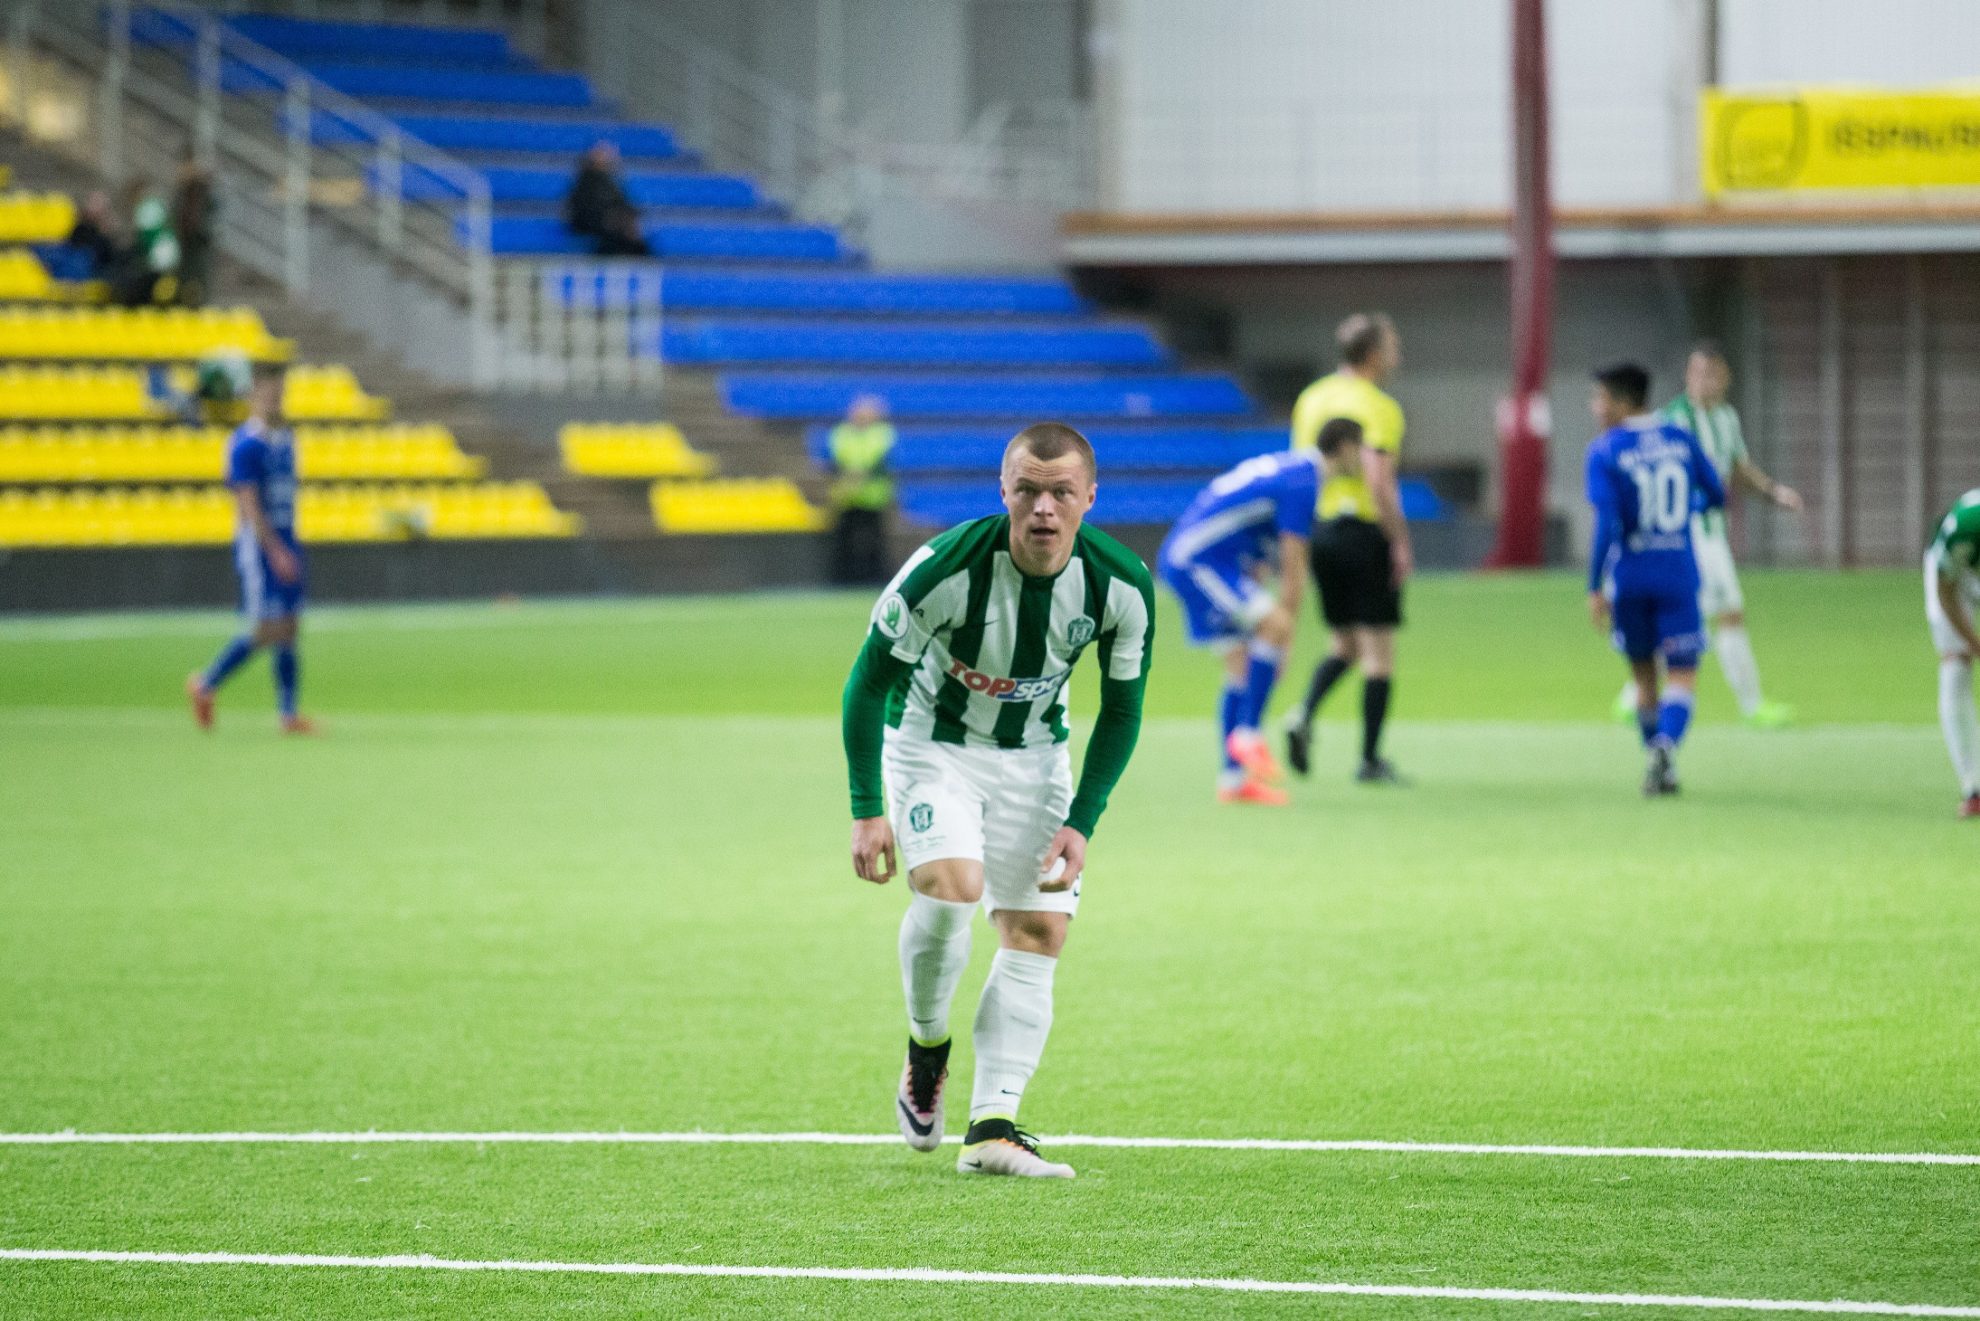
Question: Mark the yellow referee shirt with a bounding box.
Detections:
[1290,370,1405,522]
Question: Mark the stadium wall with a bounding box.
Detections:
[1088,0,1980,216]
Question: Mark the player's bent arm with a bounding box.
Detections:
[841,632,916,819]
[1732,457,1802,510]
[1275,530,1310,614]
[232,484,298,581]
[1937,571,1980,657]
[1363,447,1413,579]
[1064,674,1145,839]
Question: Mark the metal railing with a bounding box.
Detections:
[4,0,503,385]
[202,0,555,67]
[493,260,664,395]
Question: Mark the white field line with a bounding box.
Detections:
[3,1130,1977,1166]
[0,1248,1974,1316]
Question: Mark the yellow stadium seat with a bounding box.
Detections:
[0,423,482,482]
[650,477,828,535]
[559,422,717,479]
[0,305,290,361]
[0,193,76,244]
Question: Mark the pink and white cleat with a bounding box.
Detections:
[895,1037,949,1153]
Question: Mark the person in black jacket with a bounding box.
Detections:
[60,190,122,279]
[565,141,650,257]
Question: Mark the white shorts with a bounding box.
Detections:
[1926,551,1980,655]
[1693,527,1743,618]
[883,731,1079,917]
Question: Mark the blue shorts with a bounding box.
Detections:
[1160,554,1270,646]
[236,540,305,621]
[1610,581,1704,667]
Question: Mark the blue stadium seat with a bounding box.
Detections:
[805,424,1287,472]
[377,163,760,209]
[476,215,851,261]
[226,15,520,67]
[899,476,1448,527]
[549,268,1086,316]
[366,114,683,160]
[723,373,1252,419]
[301,62,600,108]
[662,320,1168,368]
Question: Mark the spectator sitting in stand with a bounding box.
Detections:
[111,178,180,306]
[172,151,218,308]
[51,190,122,282]
[564,141,651,257]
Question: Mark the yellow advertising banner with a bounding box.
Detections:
[1702,88,1980,194]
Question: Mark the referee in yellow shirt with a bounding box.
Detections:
[1283,312,1412,783]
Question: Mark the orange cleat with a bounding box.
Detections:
[1225,729,1285,784]
[280,714,321,736]
[185,673,215,732]
[1217,778,1290,807]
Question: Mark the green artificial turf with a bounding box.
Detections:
[1,569,1974,1318]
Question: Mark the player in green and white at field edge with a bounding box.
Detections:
[1926,488,1980,818]
[841,422,1155,1179]
[1617,343,1803,727]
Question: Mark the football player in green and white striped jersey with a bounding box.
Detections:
[842,422,1155,1179]
[1926,488,1980,817]
[1618,343,1803,727]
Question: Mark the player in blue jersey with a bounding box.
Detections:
[186,362,317,735]
[1160,418,1363,804]
[1585,362,1725,796]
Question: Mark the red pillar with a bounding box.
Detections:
[1487,0,1555,568]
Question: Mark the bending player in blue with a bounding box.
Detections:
[1160,418,1363,805]
[186,361,318,735]
[1585,362,1724,796]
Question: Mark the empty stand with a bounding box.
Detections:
[803,423,1289,473]
[559,423,716,478]
[0,424,482,482]
[723,372,1253,420]
[0,193,75,243]
[651,478,827,534]
[661,320,1168,368]
[0,307,291,360]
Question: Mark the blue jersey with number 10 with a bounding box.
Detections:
[1585,417,1726,594]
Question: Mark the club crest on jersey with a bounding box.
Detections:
[1066,615,1096,647]
[946,659,1070,703]
[908,802,933,833]
[875,593,909,639]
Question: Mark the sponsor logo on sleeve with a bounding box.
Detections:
[876,593,909,639]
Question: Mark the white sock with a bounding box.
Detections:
[899,893,973,1045]
[969,947,1056,1122]
[1715,625,1764,716]
[1939,659,1980,796]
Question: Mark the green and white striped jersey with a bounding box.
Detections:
[868,514,1155,750]
[1663,396,1746,537]
[1930,488,1980,587]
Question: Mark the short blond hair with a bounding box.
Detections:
[1003,421,1096,482]
[1337,312,1396,367]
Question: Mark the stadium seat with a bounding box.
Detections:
[0,306,292,361]
[282,63,600,109]
[0,480,576,545]
[0,248,93,302]
[338,113,685,161]
[659,319,1169,369]
[650,478,828,534]
[0,365,171,420]
[559,423,716,479]
[0,194,78,244]
[723,372,1253,420]
[0,423,482,482]
[553,267,1087,316]
[477,215,851,262]
[803,423,1290,473]
[382,164,762,210]
[225,14,520,67]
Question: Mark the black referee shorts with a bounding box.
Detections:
[1309,516,1403,629]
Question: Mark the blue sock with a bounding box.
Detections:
[273,645,299,718]
[200,635,256,691]
[1218,683,1244,772]
[1241,640,1283,731]
[1657,691,1693,748]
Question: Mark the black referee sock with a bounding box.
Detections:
[1361,677,1392,764]
[1299,656,1351,726]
